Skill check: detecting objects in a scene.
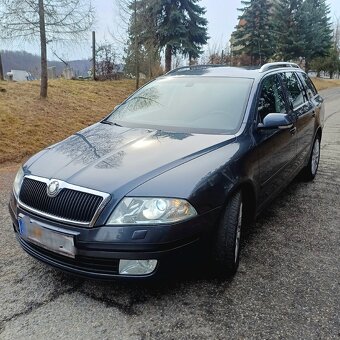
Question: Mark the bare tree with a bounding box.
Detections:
[199,43,231,65]
[0,0,94,98]
[95,43,119,80]
[113,0,161,87]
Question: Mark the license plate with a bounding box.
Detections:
[18,216,76,258]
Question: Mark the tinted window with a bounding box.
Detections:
[106,77,253,133]
[281,72,307,109]
[257,74,286,122]
[300,73,318,96]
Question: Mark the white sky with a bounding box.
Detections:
[2,0,340,61]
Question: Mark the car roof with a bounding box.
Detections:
[164,63,304,80]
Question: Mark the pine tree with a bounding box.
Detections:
[297,0,332,69]
[323,47,340,78]
[154,0,208,72]
[271,0,304,60]
[232,0,274,65]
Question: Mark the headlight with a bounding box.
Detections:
[13,167,24,198]
[107,197,197,225]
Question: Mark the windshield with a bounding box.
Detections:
[106,76,253,134]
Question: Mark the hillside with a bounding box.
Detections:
[0,79,136,165]
[1,50,91,77]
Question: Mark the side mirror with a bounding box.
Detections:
[257,113,293,130]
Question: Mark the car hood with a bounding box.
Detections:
[25,123,235,195]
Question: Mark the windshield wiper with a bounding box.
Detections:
[101,121,123,127]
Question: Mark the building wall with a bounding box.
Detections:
[8,70,29,81]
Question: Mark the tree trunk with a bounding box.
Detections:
[305,60,310,74]
[134,0,139,89]
[135,60,140,90]
[92,31,96,81]
[148,53,152,79]
[0,53,4,81]
[38,0,48,98]
[165,45,172,72]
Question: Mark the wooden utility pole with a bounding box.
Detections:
[0,52,4,81]
[92,31,96,80]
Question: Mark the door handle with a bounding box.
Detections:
[290,126,297,135]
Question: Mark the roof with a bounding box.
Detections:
[10,69,29,73]
[164,63,303,80]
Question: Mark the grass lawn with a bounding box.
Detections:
[310,77,340,91]
[0,76,339,166]
[0,79,136,165]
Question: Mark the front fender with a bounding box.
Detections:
[128,141,254,216]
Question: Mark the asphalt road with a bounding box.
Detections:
[0,88,339,340]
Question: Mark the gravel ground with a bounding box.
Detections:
[0,88,339,340]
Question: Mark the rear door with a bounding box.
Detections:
[298,71,324,127]
[280,71,315,168]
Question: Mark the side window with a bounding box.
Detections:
[300,73,318,97]
[257,74,286,123]
[281,72,307,109]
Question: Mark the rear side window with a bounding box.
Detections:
[300,73,318,96]
[280,72,307,109]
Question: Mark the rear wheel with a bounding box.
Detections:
[212,191,243,277]
[300,135,321,181]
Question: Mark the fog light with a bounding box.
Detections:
[119,259,157,275]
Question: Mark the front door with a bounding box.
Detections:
[253,74,297,207]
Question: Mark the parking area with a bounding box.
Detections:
[0,88,339,339]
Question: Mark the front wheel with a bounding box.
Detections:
[300,135,321,181]
[212,191,243,277]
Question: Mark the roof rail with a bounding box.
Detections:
[259,62,300,73]
[165,64,227,75]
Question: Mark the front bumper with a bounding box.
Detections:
[9,194,220,280]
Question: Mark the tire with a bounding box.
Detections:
[300,135,321,181]
[212,190,243,277]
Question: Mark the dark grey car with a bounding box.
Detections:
[9,62,324,279]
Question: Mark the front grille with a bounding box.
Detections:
[19,178,103,224]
